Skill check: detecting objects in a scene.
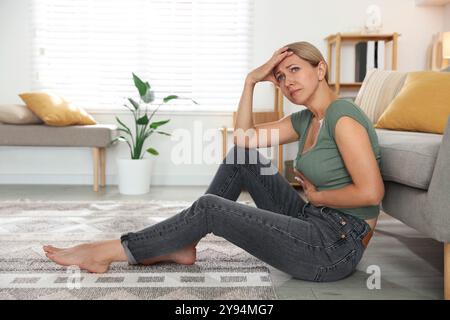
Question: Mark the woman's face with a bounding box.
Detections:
[272,54,323,105]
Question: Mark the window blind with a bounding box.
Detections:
[30,0,253,111]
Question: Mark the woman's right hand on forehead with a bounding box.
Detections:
[246,47,293,86]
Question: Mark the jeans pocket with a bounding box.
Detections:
[314,249,357,282]
[321,208,361,238]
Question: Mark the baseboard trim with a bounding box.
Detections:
[0,173,212,186]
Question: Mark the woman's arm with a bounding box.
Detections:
[311,116,385,208]
[233,79,299,148]
[233,78,257,138]
[233,47,298,148]
[312,183,377,208]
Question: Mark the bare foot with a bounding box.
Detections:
[43,245,63,254]
[43,240,125,273]
[141,244,197,266]
[43,241,197,272]
[170,244,197,265]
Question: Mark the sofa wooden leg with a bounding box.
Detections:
[221,127,227,159]
[445,242,450,300]
[92,148,100,192]
[100,148,106,187]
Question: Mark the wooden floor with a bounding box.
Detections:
[0,185,444,300]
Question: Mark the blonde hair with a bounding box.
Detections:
[284,41,329,83]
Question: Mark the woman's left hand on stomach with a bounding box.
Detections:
[293,169,323,206]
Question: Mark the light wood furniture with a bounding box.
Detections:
[92,147,107,192]
[429,32,450,71]
[0,123,116,192]
[446,243,450,300]
[325,33,400,95]
[220,85,298,185]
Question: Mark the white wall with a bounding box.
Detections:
[445,3,450,30]
[0,0,32,103]
[0,0,447,187]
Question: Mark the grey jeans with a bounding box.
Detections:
[120,145,372,282]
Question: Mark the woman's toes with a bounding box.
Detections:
[43,245,63,253]
[47,252,72,267]
[45,252,56,261]
[43,244,110,274]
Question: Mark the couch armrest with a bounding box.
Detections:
[427,115,450,241]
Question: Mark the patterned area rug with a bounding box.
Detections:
[0,199,277,300]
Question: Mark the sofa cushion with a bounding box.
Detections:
[0,124,117,147]
[374,71,450,134]
[18,91,97,126]
[0,104,43,124]
[376,128,442,190]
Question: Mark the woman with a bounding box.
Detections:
[43,41,384,282]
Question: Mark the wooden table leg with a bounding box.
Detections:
[335,34,342,95]
[92,147,100,192]
[100,147,106,187]
[392,32,398,70]
[222,127,228,159]
[445,242,449,300]
[327,42,332,79]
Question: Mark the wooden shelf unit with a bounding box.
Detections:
[325,32,400,95]
[329,82,363,88]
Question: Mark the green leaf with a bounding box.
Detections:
[142,90,155,104]
[156,131,171,136]
[162,95,199,105]
[111,137,120,144]
[122,103,134,113]
[132,73,148,97]
[115,116,132,134]
[149,119,170,129]
[117,136,129,142]
[146,147,159,156]
[137,114,149,125]
[117,128,130,134]
[128,98,140,110]
[163,95,178,103]
[117,135,133,155]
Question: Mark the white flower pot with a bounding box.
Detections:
[117,158,153,195]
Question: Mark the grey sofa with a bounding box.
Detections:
[375,116,450,300]
[0,123,117,191]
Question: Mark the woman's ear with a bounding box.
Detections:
[317,61,327,81]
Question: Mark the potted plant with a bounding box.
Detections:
[114,73,195,195]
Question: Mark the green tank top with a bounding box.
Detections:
[290,99,382,220]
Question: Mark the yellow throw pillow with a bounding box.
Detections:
[18,92,97,126]
[374,71,450,134]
